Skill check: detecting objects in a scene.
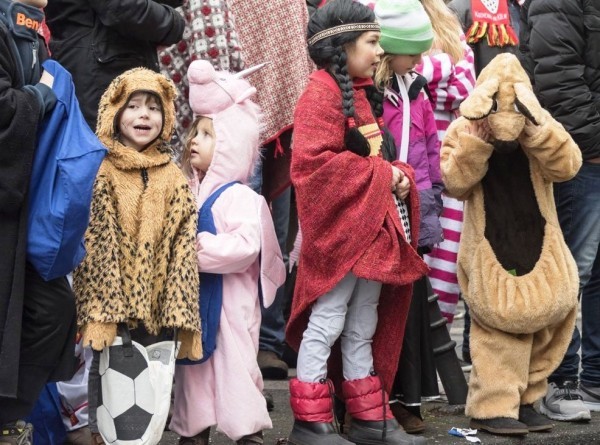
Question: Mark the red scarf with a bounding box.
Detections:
[467,0,518,47]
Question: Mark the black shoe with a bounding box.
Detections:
[236,431,263,444]
[518,405,554,432]
[470,417,528,436]
[263,390,275,412]
[348,418,427,444]
[178,428,210,445]
[288,421,355,445]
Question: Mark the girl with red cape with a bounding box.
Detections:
[285,1,429,444]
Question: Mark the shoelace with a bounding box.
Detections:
[0,422,32,445]
[556,382,583,401]
[323,378,341,434]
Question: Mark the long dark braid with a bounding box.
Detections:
[307,0,377,157]
[330,49,371,156]
[365,84,397,162]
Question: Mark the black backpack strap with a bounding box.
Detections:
[117,322,133,357]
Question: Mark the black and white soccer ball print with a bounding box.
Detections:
[97,342,154,444]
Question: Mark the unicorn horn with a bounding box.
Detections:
[234,62,271,79]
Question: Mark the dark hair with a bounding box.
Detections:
[307,0,394,158]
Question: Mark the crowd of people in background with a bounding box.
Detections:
[0,0,599,444]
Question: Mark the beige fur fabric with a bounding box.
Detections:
[466,308,577,419]
[74,68,202,360]
[440,53,582,418]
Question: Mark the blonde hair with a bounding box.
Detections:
[180,116,215,179]
[374,54,396,91]
[421,0,464,64]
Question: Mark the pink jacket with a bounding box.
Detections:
[382,73,443,249]
[189,95,285,307]
[171,70,285,440]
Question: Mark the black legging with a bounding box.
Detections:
[0,263,76,424]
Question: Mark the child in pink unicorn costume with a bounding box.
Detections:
[169,60,286,445]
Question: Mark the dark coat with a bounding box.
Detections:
[518,0,600,161]
[0,20,43,398]
[44,0,185,130]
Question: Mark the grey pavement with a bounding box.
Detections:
[160,301,600,444]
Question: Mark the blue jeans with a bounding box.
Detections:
[249,159,290,357]
[549,162,600,386]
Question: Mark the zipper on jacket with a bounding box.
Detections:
[141,168,149,190]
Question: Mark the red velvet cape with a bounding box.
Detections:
[286,71,429,394]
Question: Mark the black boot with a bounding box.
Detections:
[470,417,528,436]
[348,418,427,445]
[288,421,355,445]
[343,374,427,444]
[288,378,354,445]
[518,405,554,432]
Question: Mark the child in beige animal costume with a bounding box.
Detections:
[441,53,582,436]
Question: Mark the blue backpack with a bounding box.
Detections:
[27,60,107,281]
[178,181,239,365]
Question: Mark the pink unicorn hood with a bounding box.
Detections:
[187,60,263,203]
[187,60,285,307]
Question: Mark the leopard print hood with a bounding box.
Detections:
[96,67,177,158]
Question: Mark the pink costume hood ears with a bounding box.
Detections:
[187,60,269,117]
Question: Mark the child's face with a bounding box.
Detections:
[118,92,163,152]
[14,0,47,7]
[390,54,423,76]
[345,31,384,79]
[189,117,216,174]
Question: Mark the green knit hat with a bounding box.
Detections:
[374,0,434,55]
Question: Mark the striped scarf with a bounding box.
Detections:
[466,0,518,47]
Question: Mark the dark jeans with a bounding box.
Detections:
[0,264,76,424]
[259,187,290,357]
[248,150,291,358]
[549,162,600,386]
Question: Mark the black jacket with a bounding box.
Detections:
[0,11,43,397]
[518,0,600,161]
[45,0,184,130]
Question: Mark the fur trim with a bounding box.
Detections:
[466,308,577,419]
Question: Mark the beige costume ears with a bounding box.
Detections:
[460,78,500,120]
[513,82,544,125]
[460,79,544,125]
[459,52,545,126]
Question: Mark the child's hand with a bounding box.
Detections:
[391,166,402,191]
[81,321,117,351]
[39,70,54,88]
[394,174,411,200]
[463,119,491,142]
[177,329,202,360]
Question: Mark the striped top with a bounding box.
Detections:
[417,35,476,140]
[416,35,476,323]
